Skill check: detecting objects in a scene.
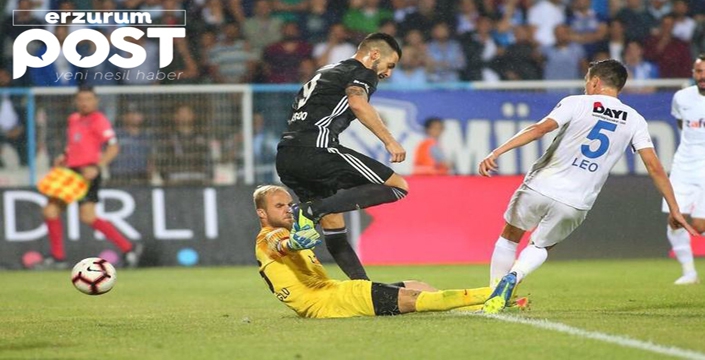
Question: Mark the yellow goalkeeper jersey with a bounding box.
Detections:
[255,227,336,315]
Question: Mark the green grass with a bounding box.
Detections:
[0,259,703,360]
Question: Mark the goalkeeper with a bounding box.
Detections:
[254,185,497,318]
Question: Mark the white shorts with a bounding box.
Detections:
[661,175,705,218]
[504,185,589,248]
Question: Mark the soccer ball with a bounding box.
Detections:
[70,257,117,295]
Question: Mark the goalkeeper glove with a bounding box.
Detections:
[284,224,321,251]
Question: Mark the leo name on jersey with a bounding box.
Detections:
[571,102,629,173]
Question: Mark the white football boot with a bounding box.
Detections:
[674,272,700,285]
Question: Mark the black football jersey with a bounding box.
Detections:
[279,59,379,148]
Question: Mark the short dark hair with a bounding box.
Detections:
[423,117,442,130]
[587,59,628,91]
[359,32,402,59]
[697,54,705,62]
[76,85,96,95]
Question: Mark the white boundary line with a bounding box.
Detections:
[458,312,705,360]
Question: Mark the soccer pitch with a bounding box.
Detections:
[1,259,703,360]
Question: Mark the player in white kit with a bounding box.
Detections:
[477,59,696,313]
[662,55,705,285]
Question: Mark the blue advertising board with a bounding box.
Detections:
[338,90,678,175]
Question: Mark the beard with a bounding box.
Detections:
[697,81,705,95]
[371,59,382,78]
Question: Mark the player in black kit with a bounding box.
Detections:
[276,33,408,281]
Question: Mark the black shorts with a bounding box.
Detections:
[70,167,102,203]
[276,145,394,202]
[371,282,401,316]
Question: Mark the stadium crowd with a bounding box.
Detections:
[2,0,705,87]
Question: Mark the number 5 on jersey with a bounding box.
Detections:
[582,120,617,158]
[573,120,617,172]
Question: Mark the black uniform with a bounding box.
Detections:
[276,59,394,202]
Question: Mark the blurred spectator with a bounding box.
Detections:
[399,0,441,38]
[109,104,154,185]
[121,36,160,85]
[455,0,481,36]
[672,0,696,42]
[615,0,656,42]
[244,0,284,57]
[527,0,566,47]
[490,0,525,48]
[607,20,627,62]
[691,18,705,59]
[378,18,402,46]
[207,22,257,83]
[0,69,28,167]
[644,15,692,78]
[49,0,88,33]
[483,0,527,29]
[225,0,247,24]
[566,0,609,59]
[591,0,610,19]
[196,29,218,82]
[28,26,78,87]
[81,29,122,86]
[388,45,428,86]
[459,16,501,81]
[343,0,393,40]
[623,40,659,82]
[413,117,450,175]
[495,25,542,80]
[647,0,672,22]
[591,51,611,62]
[160,37,200,83]
[272,0,310,22]
[391,0,417,23]
[300,0,337,44]
[92,0,120,33]
[252,112,279,183]
[2,0,43,62]
[201,0,228,26]
[261,22,312,83]
[159,0,186,26]
[541,24,587,80]
[403,29,427,53]
[690,0,705,17]
[313,23,356,67]
[156,105,212,186]
[298,57,317,83]
[426,22,465,82]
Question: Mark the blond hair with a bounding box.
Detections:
[253,185,289,209]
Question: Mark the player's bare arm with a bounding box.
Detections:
[479,118,559,176]
[98,142,120,168]
[346,85,406,163]
[81,142,119,180]
[638,147,697,235]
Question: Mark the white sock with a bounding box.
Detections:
[511,244,548,283]
[490,237,518,287]
[667,227,696,275]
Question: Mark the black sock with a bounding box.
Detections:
[324,228,369,280]
[310,184,407,219]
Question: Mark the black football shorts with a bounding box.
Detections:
[276,145,394,202]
